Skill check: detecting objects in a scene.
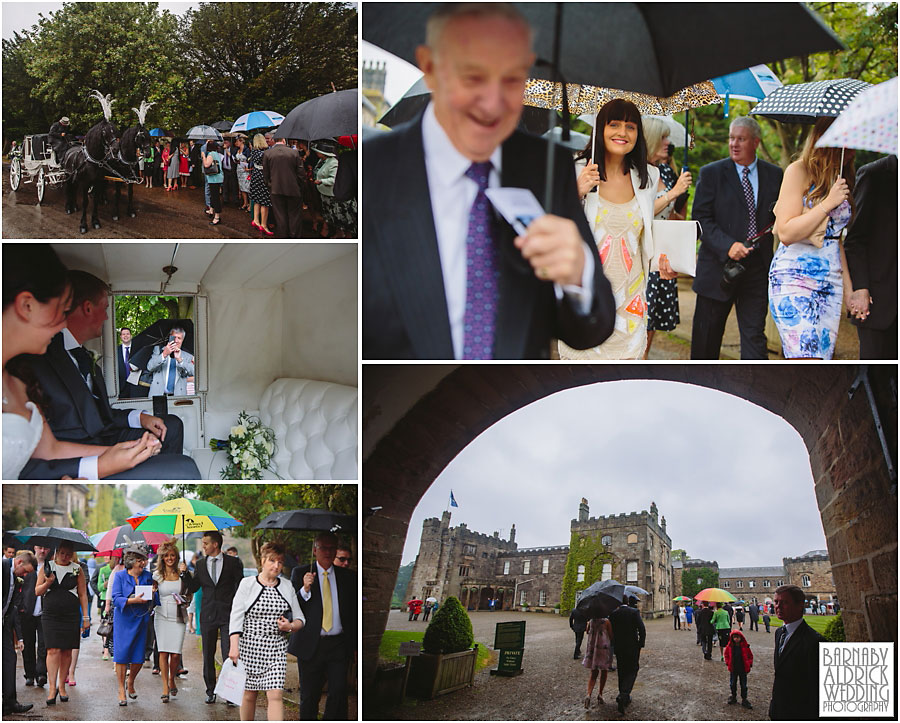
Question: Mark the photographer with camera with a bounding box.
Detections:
[147,327,194,397]
[690,116,783,359]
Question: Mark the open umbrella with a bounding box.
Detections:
[149,128,172,137]
[274,89,357,141]
[624,584,650,597]
[672,596,692,602]
[210,120,235,132]
[89,524,172,557]
[230,111,285,134]
[694,587,738,603]
[185,124,223,141]
[14,527,96,552]
[750,78,872,125]
[815,76,898,155]
[711,64,783,118]
[254,509,355,533]
[574,579,625,620]
[127,497,241,562]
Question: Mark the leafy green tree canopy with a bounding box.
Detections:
[681,567,719,600]
[131,484,163,507]
[114,295,193,336]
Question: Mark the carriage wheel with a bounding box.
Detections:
[9,157,21,191]
[36,167,45,204]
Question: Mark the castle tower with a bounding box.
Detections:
[509,523,516,544]
[578,497,589,522]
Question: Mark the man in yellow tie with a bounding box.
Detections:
[288,532,356,720]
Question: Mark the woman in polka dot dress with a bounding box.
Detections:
[229,542,304,721]
[249,133,273,235]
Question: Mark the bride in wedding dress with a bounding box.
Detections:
[3,244,159,480]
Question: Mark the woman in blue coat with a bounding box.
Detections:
[111,547,158,706]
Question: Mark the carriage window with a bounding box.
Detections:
[112,294,197,398]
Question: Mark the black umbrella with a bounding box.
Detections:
[274,89,357,141]
[254,509,355,533]
[210,120,235,132]
[750,78,872,125]
[574,579,625,620]
[128,318,195,373]
[14,527,97,553]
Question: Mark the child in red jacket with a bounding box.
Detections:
[724,629,754,709]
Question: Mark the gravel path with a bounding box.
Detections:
[380,610,776,720]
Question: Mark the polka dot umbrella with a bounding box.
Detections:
[750,78,872,125]
[814,77,898,156]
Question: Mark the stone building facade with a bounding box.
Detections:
[2,484,90,529]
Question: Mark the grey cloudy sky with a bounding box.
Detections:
[2,2,197,40]
[401,380,826,569]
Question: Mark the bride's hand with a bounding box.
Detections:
[97,433,155,477]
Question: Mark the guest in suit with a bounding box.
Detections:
[843,154,897,359]
[769,584,823,720]
[363,3,615,359]
[147,327,195,397]
[116,327,139,399]
[263,137,304,238]
[186,531,243,706]
[608,596,646,716]
[690,116,783,359]
[18,270,200,480]
[3,551,36,715]
[221,139,239,205]
[288,532,357,720]
[19,545,50,688]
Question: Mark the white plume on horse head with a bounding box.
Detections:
[132,100,156,127]
[89,90,115,121]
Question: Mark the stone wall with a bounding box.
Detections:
[2,484,90,528]
[784,554,837,602]
[497,546,569,609]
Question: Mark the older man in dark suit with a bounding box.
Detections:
[769,584,823,720]
[3,551,36,715]
[186,531,243,706]
[289,532,356,720]
[263,137,304,238]
[691,116,783,359]
[843,154,897,359]
[363,3,614,360]
[609,596,646,715]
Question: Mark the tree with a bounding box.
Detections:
[131,484,163,507]
[392,562,415,608]
[2,32,51,151]
[114,295,193,337]
[682,567,719,599]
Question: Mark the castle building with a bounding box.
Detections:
[2,484,90,529]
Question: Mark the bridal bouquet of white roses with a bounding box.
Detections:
[214,411,278,480]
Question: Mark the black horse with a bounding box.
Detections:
[62,92,118,234]
[106,124,152,220]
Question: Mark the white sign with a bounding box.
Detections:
[485,187,545,236]
[398,641,421,657]
[820,642,893,717]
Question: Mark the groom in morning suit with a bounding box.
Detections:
[289,532,356,720]
[186,531,243,705]
[363,3,615,360]
[769,584,823,720]
[19,270,200,480]
[690,116,783,359]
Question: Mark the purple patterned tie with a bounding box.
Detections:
[462,161,499,359]
[741,166,757,240]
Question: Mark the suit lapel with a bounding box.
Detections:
[47,334,108,436]
[378,118,454,358]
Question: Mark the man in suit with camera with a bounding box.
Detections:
[691,116,783,359]
[19,270,200,480]
[769,584,823,720]
[363,3,615,360]
[289,532,356,720]
[186,531,243,705]
[147,326,194,397]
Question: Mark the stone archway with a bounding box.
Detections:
[363,364,896,703]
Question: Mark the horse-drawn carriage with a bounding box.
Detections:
[8,134,71,203]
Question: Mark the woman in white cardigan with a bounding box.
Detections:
[559,99,690,360]
[228,543,304,721]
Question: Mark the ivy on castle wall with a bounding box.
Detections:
[561,530,612,613]
[681,567,719,599]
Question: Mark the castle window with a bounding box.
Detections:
[763,580,770,587]
[503,561,510,575]
[602,563,611,581]
[626,561,637,582]
[777,579,784,587]
[801,574,811,588]
[749,580,755,588]
[459,565,469,577]
[577,564,585,582]
[542,559,549,574]
[464,544,476,556]
[723,581,730,588]
[482,552,488,558]
[697,577,703,585]
[736,580,743,589]
[539,590,547,606]
[627,533,638,544]
[601,535,611,546]
[523,560,530,575]
[520,590,527,606]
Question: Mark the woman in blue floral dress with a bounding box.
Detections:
[769,117,854,359]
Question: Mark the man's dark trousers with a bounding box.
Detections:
[21,615,46,681]
[271,194,302,239]
[201,623,230,696]
[2,615,18,708]
[299,634,349,720]
[573,629,584,658]
[701,630,714,658]
[691,273,768,360]
[223,165,239,204]
[615,649,640,705]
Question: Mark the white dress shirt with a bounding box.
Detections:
[299,562,343,636]
[779,617,803,651]
[421,102,595,359]
[206,553,223,585]
[61,328,146,480]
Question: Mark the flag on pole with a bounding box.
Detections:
[450,491,459,508]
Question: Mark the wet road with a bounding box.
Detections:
[2,161,323,239]
[7,615,357,721]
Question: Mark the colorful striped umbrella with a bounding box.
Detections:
[672,596,692,602]
[127,497,241,554]
[89,525,172,557]
[694,587,738,603]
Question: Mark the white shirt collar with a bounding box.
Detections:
[316,561,334,576]
[422,101,503,190]
[62,327,82,351]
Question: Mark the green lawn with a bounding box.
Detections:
[379,630,494,671]
[765,614,834,634]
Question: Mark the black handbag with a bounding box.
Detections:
[97,614,112,637]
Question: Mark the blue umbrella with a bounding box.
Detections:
[712,64,783,118]
[230,110,285,133]
[149,128,171,137]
